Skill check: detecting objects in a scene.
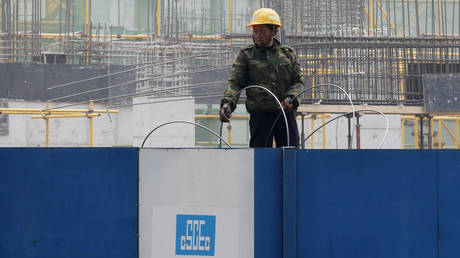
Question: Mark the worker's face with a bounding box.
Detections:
[252,25,277,47]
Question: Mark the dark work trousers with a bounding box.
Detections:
[249,111,300,148]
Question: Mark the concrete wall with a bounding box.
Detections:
[0,97,195,147]
[0,97,401,148]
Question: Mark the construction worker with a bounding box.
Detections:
[219,8,303,148]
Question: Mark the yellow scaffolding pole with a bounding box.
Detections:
[431,119,434,149]
[399,58,406,101]
[369,0,374,31]
[374,0,402,37]
[156,0,161,38]
[46,102,50,147]
[0,103,118,147]
[438,0,442,37]
[228,120,232,144]
[31,114,101,119]
[0,108,118,114]
[403,115,460,149]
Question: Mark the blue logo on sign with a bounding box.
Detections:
[176,214,216,256]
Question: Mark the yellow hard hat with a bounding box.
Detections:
[247,8,281,27]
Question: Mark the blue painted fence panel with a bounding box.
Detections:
[439,150,460,258]
[1,148,458,258]
[296,150,438,258]
[0,148,138,258]
[254,148,283,258]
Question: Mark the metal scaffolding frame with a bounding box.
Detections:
[1,0,460,107]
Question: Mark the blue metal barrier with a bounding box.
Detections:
[296,150,438,258]
[254,148,283,258]
[1,148,459,258]
[0,148,138,258]
[439,150,460,258]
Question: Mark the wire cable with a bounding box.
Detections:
[222,85,290,147]
[49,79,227,102]
[47,63,231,102]
[104,93,231,123]
[264,84,356,148]
[109,93,235,108]
[140,120,231,148]
[43,80,228,111]
[302,109,389,149]
[47,50,236,90]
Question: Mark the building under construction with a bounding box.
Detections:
[1,2,460,258]
[0,0,459,148]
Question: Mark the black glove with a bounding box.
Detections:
[282,96,294,112]
[219,104,232,122]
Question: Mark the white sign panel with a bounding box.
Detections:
[140,149,255,258]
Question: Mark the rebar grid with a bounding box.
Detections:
[1,0,460,107]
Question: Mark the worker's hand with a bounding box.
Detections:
[282,97,294,112]
[219,105,232,122]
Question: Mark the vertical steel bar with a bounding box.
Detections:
[428,116,433,149]
[452,0,456,36]
[414,116,419,149]
[46,102,49,147]
[89,100,94,147]
[147,0,150,34]
[420,116,424,149]
[13,0,17,61]
[402,0,406,36]
[60,0,62,39]
[430,117,434,148]
[425,0,428,34]
[356,114,361,149]
[229,0,232,45]
[415,0,420,37]
[301,113,305,149]
[407,0,411,37]
[432,0,435,35]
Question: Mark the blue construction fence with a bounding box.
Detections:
[0,148,459,258]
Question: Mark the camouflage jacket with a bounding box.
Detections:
[220,39,303,113]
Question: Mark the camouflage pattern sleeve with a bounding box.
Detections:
[285,47,303,106]
[220,48,248,111]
